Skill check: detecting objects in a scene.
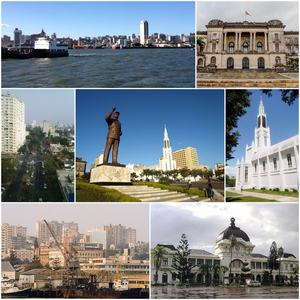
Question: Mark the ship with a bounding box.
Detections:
[1,277,32,298]
[2,37,68,59]
[73,45,103,49]
[112,44,120,49]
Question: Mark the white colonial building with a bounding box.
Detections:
[235,98,299,191]
[197,19,299,69]
[152,218,298,285]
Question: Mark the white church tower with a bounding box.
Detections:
[159,125,176,171]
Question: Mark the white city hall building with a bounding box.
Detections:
[235,98,299,191]
[152,218,298,285]
[197,19,299,69]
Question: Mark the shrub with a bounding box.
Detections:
[261,187,266,190]
[252,187,255,189]
[273,188,280,191]
[293,189,298,193]
[269,188,272,191]
[284,189,289,192]
[159,176,171,185]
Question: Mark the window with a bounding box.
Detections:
[245,167,248,183]
[263,161,266,172]
[274,33,279,40]
[243,42,248,53]
[213,33,217,40]
[275,44,279,52]
[212,43,216,52]
[255,163,257,173]
[286,38,290,43]
[273,158,277,171]
[229,42,234,53]
[275,56,281,64]
[287,154,292,168]
[294,38,298,43]
[211,56,216,64]
[257,42,262,53]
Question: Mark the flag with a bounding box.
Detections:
[245,11,251,16]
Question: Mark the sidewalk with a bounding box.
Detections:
[226,189,299,202]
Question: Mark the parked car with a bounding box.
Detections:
[44,183,47,189]
[247,280,261,287]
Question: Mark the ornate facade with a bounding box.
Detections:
[197,19,299,69]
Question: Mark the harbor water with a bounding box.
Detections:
[2,48,195,88]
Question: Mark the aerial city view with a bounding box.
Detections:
[1,1,195,88]
[1,0,299,299]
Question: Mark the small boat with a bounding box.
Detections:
[1,286,32,298]
[112,44,120,49]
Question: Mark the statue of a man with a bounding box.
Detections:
[103,105,122,164]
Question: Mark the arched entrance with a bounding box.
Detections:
[198,58,203,66]
[242,57,249,69]
[227,57,234,69]
[258,57,265,69]
[197,273,203,284]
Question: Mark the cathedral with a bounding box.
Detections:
[235,98,299,191]
[159,125,176,171]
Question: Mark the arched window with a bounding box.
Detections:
[227,57,234,69]
[243,42,248,53]
[211,56,216,64]
[242,57,249,69]
[257,42,262,53]
[198,58,203,66]
[275,56,281,64]
[258,57,264,69]
[229,42,234,53]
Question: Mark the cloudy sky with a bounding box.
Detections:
[197,1,299,31]
[151,203,299,257]
[2,203,149,242]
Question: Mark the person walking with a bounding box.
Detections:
[187,179,192,189]
[207,179,214,201]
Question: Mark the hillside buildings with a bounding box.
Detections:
[1,92,26,153]
[152,218,298,284]
[197,19,299,69]
[235,98,299,191]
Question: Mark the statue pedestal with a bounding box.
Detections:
[90,164,132,185]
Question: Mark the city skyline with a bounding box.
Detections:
[1,2,195,39]
[151,203,299,257]
[1,89,74,125]
[2,203,149,242]
[197,1,299,31]
[76,89,224,171]
[226,90,299,177]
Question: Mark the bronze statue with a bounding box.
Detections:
[103,105,122,164]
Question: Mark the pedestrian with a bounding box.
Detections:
[207,179,214,201]
[187,179,192,189]
[241,186,243,193]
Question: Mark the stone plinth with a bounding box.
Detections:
[90,164,131,185]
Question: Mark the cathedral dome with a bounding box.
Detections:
[216,218,250,242]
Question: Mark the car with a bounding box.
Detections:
[1,187,5,195]
[39,198,43,202]
[44,183,47,189]
[247,280,261,287]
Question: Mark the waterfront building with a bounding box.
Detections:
[235,98,299,191]
[152,218,298,284]
[140,20,149,45]
[197,19,299,69]
[159,126,176,172]
[13,28,22,45]
[1,261,16,280]
[1,92,26,153]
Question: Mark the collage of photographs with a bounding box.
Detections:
[0,1,299,299]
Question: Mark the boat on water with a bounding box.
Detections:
[1,277,32,298]
[2,37,68,59]
[112,44,120,49]
[73,45,102,49]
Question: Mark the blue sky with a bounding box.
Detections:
[76,89,224,171]
[226,90,299,176]
[1,89,75,125]
[1,1,195,39]
[197,1,299,31]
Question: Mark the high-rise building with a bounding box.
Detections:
[140,20,149,45]
[42,120,50,135]
[172,147,199,169]
[14,28,22,45]
[1,92,26,153]
[159,126,176,171]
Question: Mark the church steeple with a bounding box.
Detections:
[254,97,270,153]
[160,125,176,171]
[164,125,170,148]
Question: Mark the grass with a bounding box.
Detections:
[226,191,241,196]
[226,196,278,202]
[244,188,299,197]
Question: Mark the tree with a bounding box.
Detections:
[220,265,229,284]
[267,241,279,283]
[240,261,251,284]
[141,169,151,181]
[171,169,180,181]
[199,262,212,284]
[203,169,214,179]
[171,234,196,284]
[190,169,199,181]
[226,90,252,161]
[1,158,16,184]
[261,89,298,106]
[277,246,284,284]
[151,246,168,284]
[8,250,18,267]
[197,36,206,47]
[131,172,138,181]
[25,259,44,271]
[228,234,237,281]
[212,263,220,284]
[179,168,190,182]
[18,144,26,154]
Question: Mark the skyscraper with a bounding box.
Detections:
[140,20,149,45]
[1,92,26,153]
[159,126,176,171]
[14,28,22,46]
[172,147,199,169]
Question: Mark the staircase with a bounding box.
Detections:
[103,185,211,202]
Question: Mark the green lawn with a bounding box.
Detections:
[226,196,278,202]
[226,191,241,196]
[244,189,298,197]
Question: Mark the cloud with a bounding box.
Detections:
[1,24,11,27]
[225,166,236,177]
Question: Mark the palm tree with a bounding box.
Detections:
[278,246,284,284]
[197,36,206,47]
[228,234,237,282]
[199,262,212,284]
[151,246,168,284]
[220,265,229,284]
[213,263,220,284]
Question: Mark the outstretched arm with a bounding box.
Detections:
[105,105,116,121]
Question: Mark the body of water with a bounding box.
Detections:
[2,48,195,88]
